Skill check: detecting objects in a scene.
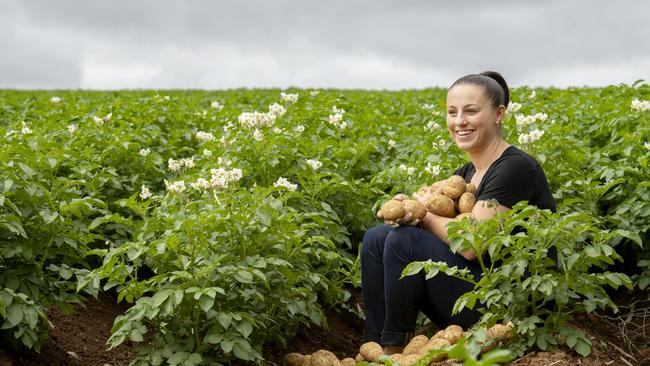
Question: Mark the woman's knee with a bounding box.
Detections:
[384,225,422,257]
[361,224,392,259]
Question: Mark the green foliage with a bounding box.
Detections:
[403,202,636,357]
[0,83,648,362]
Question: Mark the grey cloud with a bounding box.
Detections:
[1,0,649,89]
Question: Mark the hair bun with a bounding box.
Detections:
[480,71,509,107]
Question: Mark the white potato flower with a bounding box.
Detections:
[139,185,152,199]
[67,124,77,133]
[93,116,104,125]
[644,142,650,150]
[306,159,322,170]
[139,148,151,157]
[529,90,536,99]
[164,179,186,194]
[210,101,224,110]
[191,178,210,191]
[274,177,298,191]
[631,99,650,112]
[253,129,264,141]
[507,102,522,113]
[388,139,396,148]
[268,103,286,118]
[529,129,545,141]
[195,131,216,142]
[406,167,416,175]
[168,158,183,172]
[51,96,61,103]
[518,133,531,145]
[425,121,440,131]
[280,92,299,104]
[21,121,32,134]
[425,162,441,177]
[295,125,305,133]
[310,90,320,96]
[202,149,212,157]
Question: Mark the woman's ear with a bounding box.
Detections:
[495,105,506,123]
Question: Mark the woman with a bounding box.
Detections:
[360,71,556,353]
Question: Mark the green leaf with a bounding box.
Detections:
[401,261,424,278]
[235,320,252,338]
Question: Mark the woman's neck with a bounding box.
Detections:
[469,138,509,171]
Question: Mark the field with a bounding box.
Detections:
[0,84,649,365]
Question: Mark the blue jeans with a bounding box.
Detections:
[360,224,483,346]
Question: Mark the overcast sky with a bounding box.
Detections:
[1,0,649,90]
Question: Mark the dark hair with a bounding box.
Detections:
[449,71,509,110]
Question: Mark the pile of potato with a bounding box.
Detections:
[377,175,478,225]
[283,323,513,366]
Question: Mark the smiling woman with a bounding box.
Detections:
[359,71,557,354]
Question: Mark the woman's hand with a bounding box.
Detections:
[376,193,418,226]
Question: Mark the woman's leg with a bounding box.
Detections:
[360,224,393,343]
[381,225,482,346]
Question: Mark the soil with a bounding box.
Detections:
[1,290,648,366]
[1,292,136,366]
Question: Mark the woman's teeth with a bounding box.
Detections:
[457,130,475,136]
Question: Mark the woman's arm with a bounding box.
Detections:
[420,200,510,261]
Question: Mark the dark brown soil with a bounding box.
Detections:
[1,292,136,366]
[1,289,649,366]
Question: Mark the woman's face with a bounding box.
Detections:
[446,84,504,153]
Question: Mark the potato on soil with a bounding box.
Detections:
[419,337,451,353]
[431,330,444,339]
[403,334,429,355]
[427,193,456,218]
[403,199,427,220]
[487,323,513,339]
[458,192,476,213]
[466,183,476,194]
[359,342,384,362]
[283,352,306,366]
[395,353,422,366]
[379,200,406,221]
[311,349,341,366]
[440,325,463,344]
[340,358,356,366]
[442,176,466,199]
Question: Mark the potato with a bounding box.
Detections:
[359,342,384,362]
[418,337,451,362]
[487,323,513,339]
[340,358,356,366]
[395,353,422,365]
[440,325,463,344]
[379,200,406,221]
[354,353,364,362]
[403,199,427,220]
[458,192,476,213]
[466,183,477,194]
[442,176,466,199]
[283,353,306,366]
[455,212,472,221]
[431,180,444,193]
[431,329,445,339]
[304,355,312,366]
[311,350,340,366]
[419,337,451,353]
[403,334,429,355]
[427,193,456,218]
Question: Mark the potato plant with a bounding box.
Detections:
[0,81,648,364]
